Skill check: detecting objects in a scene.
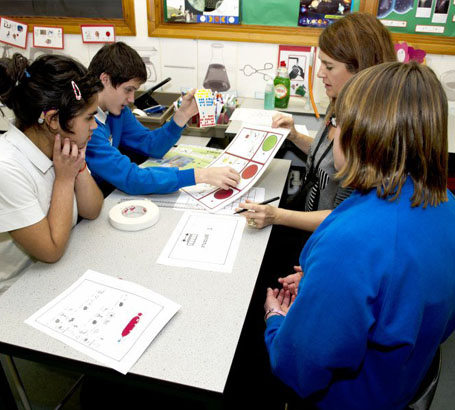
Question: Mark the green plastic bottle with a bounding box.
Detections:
[274,61,291,109]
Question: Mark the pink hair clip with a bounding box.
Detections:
[71,80,82,101]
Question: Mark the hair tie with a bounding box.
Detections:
[24,69,31,78]
[71,80,82,101]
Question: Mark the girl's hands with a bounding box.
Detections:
[52,134,85,182]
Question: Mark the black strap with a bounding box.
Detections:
[305,125,333,182]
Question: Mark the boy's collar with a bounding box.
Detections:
[95,106,109,124]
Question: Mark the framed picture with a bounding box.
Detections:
[278,45,312,98]
[33,26,64,49]
[0,17,28,49]
[80,25,115,43]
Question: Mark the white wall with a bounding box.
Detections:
[2,0,455,109]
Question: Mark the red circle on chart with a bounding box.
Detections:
[242,164,258,180]
[214,189,233,200]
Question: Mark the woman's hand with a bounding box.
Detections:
[238,200,280,229]
[278,266,304,296]
[173,89,198,127]
[264,287,296,320]
[194,166,240,190]
[53,134,85,182]
[272,113,297,140]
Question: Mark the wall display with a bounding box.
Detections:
[33,26,64,49]
[166,0,239,24]
[377,0,455,36]
[0,17,28,49]
[278,45,312,97]
[0,0,134,36]
[298,0,353,28]
[81,25,115,43]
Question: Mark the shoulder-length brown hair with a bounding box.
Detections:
[319,12,396,75]
[319,12,396,119]
[335,61,448,208]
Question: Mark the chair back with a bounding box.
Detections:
[407,347,442,410]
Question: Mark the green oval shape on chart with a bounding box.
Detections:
[262,135,278,152]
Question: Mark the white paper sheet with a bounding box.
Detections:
[229,108,292,127]
[157,212,246,273]
[25,270,180,374]
[181,124,289,212]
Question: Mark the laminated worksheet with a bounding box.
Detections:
[181,124,289,212]
[157,212,246,273]
[25,270,180,374]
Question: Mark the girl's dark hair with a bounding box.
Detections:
[0,53,102,132]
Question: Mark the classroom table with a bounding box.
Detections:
[0,158,291,409]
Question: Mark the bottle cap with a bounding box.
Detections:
[280,61,286,67]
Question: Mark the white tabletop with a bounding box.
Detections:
[0,158,291,394]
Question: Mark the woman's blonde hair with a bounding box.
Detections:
[335,61,448,208]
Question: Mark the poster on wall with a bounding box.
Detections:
[80,25,115,43]
[166,0,240,24]
[0,17,28,49]
[377,0,455,37]
[298,0,353,28]
[278,45,312,98]
[33,26,64,49]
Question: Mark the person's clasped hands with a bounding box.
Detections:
[264,266,303,322]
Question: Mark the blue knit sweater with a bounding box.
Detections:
[265,178,455,409]
[86,107,195,195]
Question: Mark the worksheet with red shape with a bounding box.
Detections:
[181,124,289,212]
[25,270,180,374]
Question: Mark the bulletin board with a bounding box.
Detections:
[376,0,455,37]
[149,0,455,54]
[0,0,135,36]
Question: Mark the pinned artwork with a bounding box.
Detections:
[167,0,240,24]
[81,25,115,43]
[298,0,352,28]
[0,17,28,49]
[33,26,64,49]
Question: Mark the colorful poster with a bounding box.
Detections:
[0,17,28,49]
[278,45,311,98]
[33,26,64,49]
[167,0,240,24]
[181,124,289,212]
[80,25,115,43]
[298,0,353,28]
[377,0,455,36]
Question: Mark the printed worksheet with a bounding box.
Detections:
[140,144,222,170]
[157,212,246,273]
[181,124,289,212]
[25,270,180,374]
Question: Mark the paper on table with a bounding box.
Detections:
[181,124,289,212]
[25,270,180,374]
[140,144,222,171]
[229,108,292,127]
[157,212,246,273]
[116,187,265,215]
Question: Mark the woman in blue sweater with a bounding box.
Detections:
[264,62,455,409]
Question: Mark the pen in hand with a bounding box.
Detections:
[234,196,280,214]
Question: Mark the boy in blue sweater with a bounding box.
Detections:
[264,62,455,409]
[86,42,239,195]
